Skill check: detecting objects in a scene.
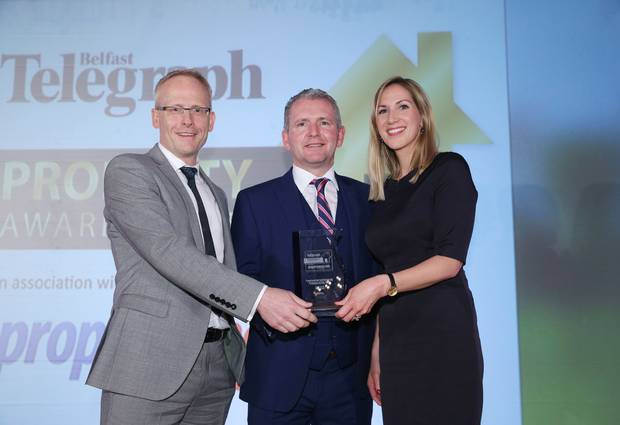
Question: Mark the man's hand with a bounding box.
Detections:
[257,287,318,333]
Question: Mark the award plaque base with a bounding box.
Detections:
[311,304,339,317]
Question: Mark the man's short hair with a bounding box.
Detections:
[283,88,342,131]
[154,69,213,105]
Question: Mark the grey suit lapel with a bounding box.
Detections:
[198,168,236,269]
[146,145,205,252]
[197,168,239,327]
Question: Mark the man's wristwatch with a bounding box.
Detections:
[386,272,398,296]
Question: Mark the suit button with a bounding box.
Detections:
[231,304,237,310]
[225,302,231,308]
[215,296,221,303]
[209,294,215,300]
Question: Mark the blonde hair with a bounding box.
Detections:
[368,76,438,201]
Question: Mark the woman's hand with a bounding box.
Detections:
[367,326,381,405]
[335,274,389,322]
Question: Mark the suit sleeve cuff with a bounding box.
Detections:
[247,284,267,322]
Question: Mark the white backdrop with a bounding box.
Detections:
[0,1,520,424]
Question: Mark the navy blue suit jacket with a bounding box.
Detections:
[231,169,376,412]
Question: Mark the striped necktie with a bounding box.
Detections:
[311,178,335,231]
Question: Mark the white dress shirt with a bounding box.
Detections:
[292,164,339,221]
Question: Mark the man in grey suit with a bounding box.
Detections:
[86,69,317,425]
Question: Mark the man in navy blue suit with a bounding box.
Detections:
[231,89,375,425]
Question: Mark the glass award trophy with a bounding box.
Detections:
[293,228,347,317]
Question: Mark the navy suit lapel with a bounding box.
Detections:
[274,169,308,232]
[336,174,362,283]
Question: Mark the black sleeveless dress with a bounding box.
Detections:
[366,152,483,425]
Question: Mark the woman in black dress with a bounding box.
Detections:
[336,76,483,424]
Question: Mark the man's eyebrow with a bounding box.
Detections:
[293,116,334,123]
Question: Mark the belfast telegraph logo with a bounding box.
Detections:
[0,49,264,117]
[0,33,491,249]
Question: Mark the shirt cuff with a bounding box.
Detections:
[247,284,268,322]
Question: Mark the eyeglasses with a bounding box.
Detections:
[155,105,211,117]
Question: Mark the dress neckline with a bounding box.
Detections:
[390,153,441,184]
[395,168,418,183]
[390,152,445,184]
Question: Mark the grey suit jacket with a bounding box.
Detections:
[86,145,264,401]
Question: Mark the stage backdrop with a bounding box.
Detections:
[0,1,520,424]
[506,0,620,423]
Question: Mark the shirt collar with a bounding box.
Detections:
[292,164,339,192]
[158,143,198,171]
